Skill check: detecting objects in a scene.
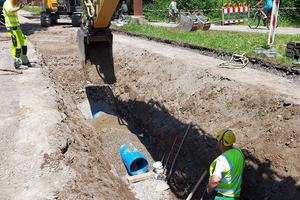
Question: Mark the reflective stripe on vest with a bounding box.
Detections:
[209,148,244,197]
[3,1,20,28]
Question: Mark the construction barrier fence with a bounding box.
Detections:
[222,6,249,25]
[143,7,300,13]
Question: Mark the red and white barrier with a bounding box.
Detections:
[268,0,280,45]
[223,7,249,14]
[223,19,246,24]
[222,6,249,25]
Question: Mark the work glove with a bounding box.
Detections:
[201,189,215,200]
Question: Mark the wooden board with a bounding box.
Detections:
[127,171,155,183]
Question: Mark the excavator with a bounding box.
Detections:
[77,0,120,84]
[41,0,83,27]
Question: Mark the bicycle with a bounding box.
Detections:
[164,8,180,24]
[248,6,279,30]
[119,11,129,22]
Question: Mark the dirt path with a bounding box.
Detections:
[0,34,69,200]
[1,10,300,200]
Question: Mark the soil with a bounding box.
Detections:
[1,10,300,200]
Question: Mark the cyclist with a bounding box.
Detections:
[119,1,128,20]
[167,0,177,17]
[254,0,273,24]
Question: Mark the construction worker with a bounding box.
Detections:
[3,0,31,69]
[203,129,245,200]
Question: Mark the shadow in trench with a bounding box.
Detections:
[85,40,116,84]
[85,85,300,200]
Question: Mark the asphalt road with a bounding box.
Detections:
[0,11,70,199]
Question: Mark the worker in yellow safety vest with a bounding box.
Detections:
[3,0,31,69]
[203,129,245,200]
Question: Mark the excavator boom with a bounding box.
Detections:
[93,0,119,28]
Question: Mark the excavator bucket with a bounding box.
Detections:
[172,12,211,32]
[77,27,116,84]
[192,12,211,31]
[77,0,119,84]
[172,12,198,31]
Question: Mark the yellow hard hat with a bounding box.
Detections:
[216,129,235,146]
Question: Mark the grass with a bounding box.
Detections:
[113,22,299,66]
[22,5,44,13]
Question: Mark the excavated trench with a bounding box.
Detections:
[81,31,300,199]
[25,23,300,200]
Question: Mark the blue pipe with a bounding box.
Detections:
[120,143,149,176]
[92,109,103,119]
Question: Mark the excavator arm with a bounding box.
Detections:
[83,0,119,28]
[77,0,119,84]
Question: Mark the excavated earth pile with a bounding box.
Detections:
[21,21,300,200]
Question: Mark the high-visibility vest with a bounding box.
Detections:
[3,1,20,28]
[209,148,245,197]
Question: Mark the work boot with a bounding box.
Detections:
[14,62,21,69]
[14,58,22,69]
[22,61,32,67]
[263,18,267,26]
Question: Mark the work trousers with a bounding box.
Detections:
[7,26,28,63]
